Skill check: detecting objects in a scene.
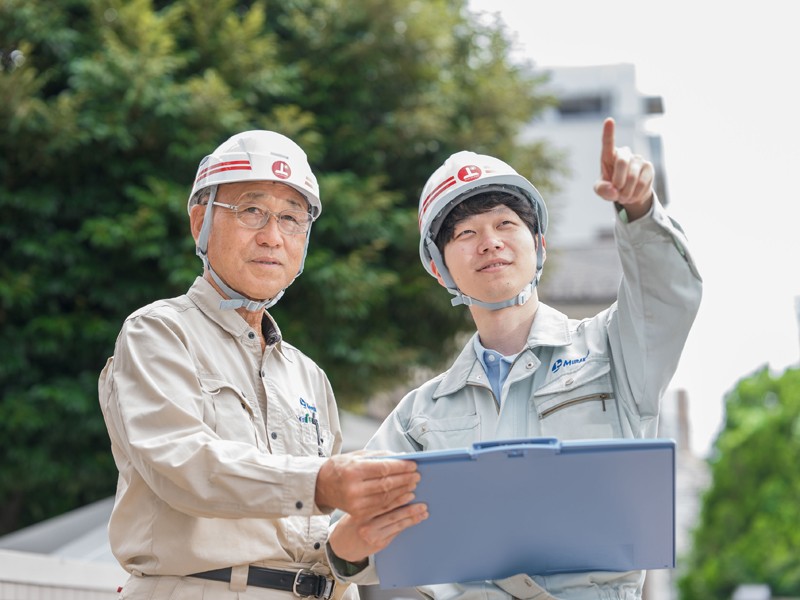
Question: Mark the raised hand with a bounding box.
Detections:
[593,117,654,221]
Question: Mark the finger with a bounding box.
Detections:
[626,163,655,205]
[358,484,417,510]
[617,160,654,205]
[348,480,420,519]
[611,146,632,191]
[342,468,419,506]
[357,504,429,550]
[334,457,417,494]
[358,468,421,495]
[617,155,642,200]
[364,503,428,536]
[599,117,616,179]
[355,449,400,458]
[373,457,418,476]
[335,462,421,509]
[353,457,418,480]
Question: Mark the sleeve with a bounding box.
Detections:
[364,405,424,453]
[607,195,702,428]
[98,312,327,520]
[325,390,424,584]
[325,524,381,586]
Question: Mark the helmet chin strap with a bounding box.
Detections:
[195,185,311,312]
[425,234,545,311]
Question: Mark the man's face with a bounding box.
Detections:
[441,205,539,304]
[191,181,310,301]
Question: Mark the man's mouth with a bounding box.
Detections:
[478,260,509,272]
[252,257,281,266]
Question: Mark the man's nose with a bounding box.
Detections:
[256,213,283,243]
[478,230,503,253]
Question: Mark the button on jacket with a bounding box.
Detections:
[99,277,342,578]
[329,199,702,600]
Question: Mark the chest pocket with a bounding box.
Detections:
[200,378,260,447]
[532,359,621,441]
[406,414,481,451]
[278,411,334,457]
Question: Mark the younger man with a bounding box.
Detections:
[327,118,702,600]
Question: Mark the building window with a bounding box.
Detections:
[557,94,610,118]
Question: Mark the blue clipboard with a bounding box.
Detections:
[375,437,675,589]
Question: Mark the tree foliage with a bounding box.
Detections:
[0,0,557,533]
[678,366,800,599]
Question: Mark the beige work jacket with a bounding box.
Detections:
[99,277,341,577]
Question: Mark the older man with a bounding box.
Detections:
[99,131,426,600]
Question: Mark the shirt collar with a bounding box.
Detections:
[187,276,284,351]
[524,303,573,348]
[433,302,572,399]
[472,335,517,373]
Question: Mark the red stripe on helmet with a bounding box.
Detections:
[195,160,252,183]
[419,177,456,226]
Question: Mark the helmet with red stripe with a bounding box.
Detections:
[418,151,548,310]
[187,130,320,218]
[188,131,321,312]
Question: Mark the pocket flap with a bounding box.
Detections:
[533,358,611,397]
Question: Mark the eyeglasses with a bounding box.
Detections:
[211,202,312,235]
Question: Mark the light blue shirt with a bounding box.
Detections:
[473,336,518,405]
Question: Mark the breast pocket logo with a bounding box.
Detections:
[551,351,589,374]
[298,397,317,423]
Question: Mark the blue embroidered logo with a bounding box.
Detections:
[299,397,317,412]
[551,351,590,373]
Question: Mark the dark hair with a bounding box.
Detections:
[434,191,539,257]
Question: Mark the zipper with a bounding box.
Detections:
[539,392,612,420]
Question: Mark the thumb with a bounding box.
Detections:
[593,180,618,202]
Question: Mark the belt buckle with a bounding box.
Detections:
[293,569,335,599]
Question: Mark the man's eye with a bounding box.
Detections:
[280,212,300,224]
[242,206,264,216]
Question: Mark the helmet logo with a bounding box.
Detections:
[457,165,482,182]
[272,160,291,179]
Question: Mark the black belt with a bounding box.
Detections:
[190,566,336,598]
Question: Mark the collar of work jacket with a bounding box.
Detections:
[431,302,572,400]
[187,276,288,357]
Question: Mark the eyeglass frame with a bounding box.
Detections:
[210,201,313,235]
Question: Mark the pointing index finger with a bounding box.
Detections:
[601,117,616,165]
[598,117,618,184]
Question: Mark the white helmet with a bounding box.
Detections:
[418,150,548,310]
[190,131,320,312]
[188,130,320,217]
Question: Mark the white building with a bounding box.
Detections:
[522,63,668,248]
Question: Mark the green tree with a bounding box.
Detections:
[678,366,800,600]
[0,0,557,533]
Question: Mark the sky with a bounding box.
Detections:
[467,0,800,456]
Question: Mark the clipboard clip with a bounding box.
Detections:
[470,437,561,458]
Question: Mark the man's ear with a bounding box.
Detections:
[539,235,547,264]
[430,260,447,288]
[189,203,206,244]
